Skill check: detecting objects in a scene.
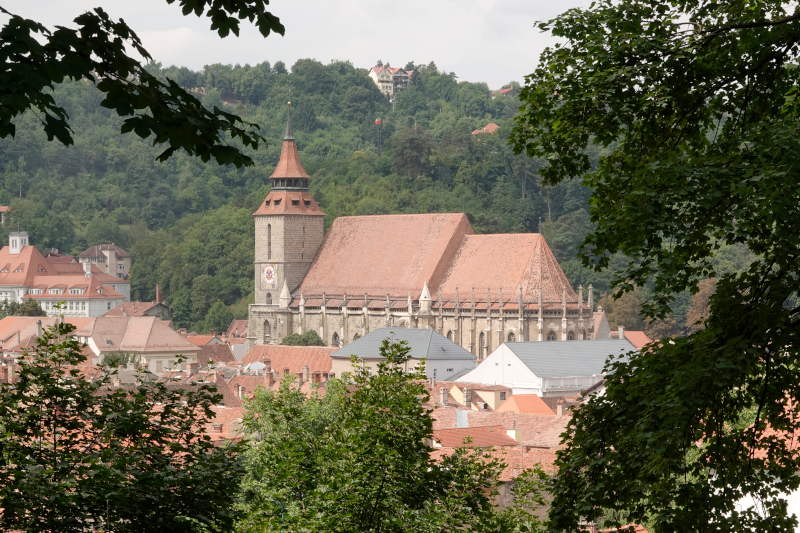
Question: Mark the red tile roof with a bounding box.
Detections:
[226,319,248,338]
[242,344,334,374]
[430,445,558,481]
[254,189,324,216]
[103,301,160,317]
[197,344,235,366]
[471,122,500,135]
[433,425,518,448]
[270,138,310,179]
[299,213,472,297]
[623,330,653,349]
[186,334,219,346]
[497,394,556,415]
[78,243,130,259]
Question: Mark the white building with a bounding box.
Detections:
[368,65,414,102]
[0,232,129,317]
[457,339,636,396]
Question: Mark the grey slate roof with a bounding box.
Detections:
[332,328,475,361]
[506,339,635,378]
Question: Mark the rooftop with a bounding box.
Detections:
[332,327,476,361]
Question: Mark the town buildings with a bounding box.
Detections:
[247,121,596,357]
[0,232,130,317]
[78,243,131,279]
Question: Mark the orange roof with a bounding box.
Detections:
[433,425,518,448]
[226,319,248,337]
[624,330,653,349]
[206,406,245,441]
[89,316,200,354]
[103,301,161,317]
[186,334,219,346]
[471,122,500,135]
[497,394,556,415]
[23,273,126,300]
[0,316,94,351]
[269,138,310,179]
[430,445,558,481]
[242,344,334,374]
[0,245,48,286]
[299,213,472,297]
[253,189,324,216]
[436,233,576,303]
[435,411,569,448]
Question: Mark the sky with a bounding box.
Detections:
[3,1,587,88]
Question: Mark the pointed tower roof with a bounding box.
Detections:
[253,103,324,217]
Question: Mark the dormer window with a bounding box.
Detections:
[13,264,23,272]
[304,200,311,206]
[47,288,62,295]
[37,265,46,272]
[291,200,300,206]
[273,199,281,206]
[69,288,84,295]
[265,200,271,206]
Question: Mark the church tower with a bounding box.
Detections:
[249,107,325,344]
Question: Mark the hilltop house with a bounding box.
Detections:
[368,65,414,101]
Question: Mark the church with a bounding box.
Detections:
[247,118,596,358]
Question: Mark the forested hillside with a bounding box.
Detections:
[0,58,697,332]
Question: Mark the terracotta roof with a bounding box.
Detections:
[242,344,334,374]
[78,243,130,259]
[463,411,570,448]
[299,213,472,297]
[103,301,161,317]
[471,122,500,135]
[206,405,245,441]
[430,445,558,481]
[623,330,653,349]
[497,394,556,415]
[89,316,200,354]
[23,273,126,300]
[269,138,310,179]
[186,334,219,346]
[436,233,576,303]
[253,189,324,216]
[0,316,94,352]
[226,319,248,338]
[197,344,235,366]
[433,425,518,448]
[0,245,48,286]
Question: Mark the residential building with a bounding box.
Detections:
[102,300,171,321]
[78,243,131,280]
[248,123,597,357]
[457,339,636,396]
[368,65,414,102]
[0,232,129,317]
[331,327,475,380]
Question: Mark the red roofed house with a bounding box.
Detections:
[0,232,129,317]
[248,118,597,358]
[471,122,501,135]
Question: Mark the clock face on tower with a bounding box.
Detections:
[262,265,276,289]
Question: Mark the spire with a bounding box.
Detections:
[279,280,291,308]
[283,101,294,140]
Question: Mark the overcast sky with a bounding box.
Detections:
[3,1,587,88]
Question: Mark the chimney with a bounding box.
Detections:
[9,231,28,255]
[302,365,310,383]
[439,387,448,406]
[35,320,42,338]
[155,283,161,304]
[82,262,92,277]
[618,325,624,340]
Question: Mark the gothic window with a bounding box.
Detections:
[547,331,557,341]
[567,331,576,341]
[266,292,272,305]
[331,332,340,347]
[446,330,453,341]
[267,224,272,259]
[263,320,272,342]
[479,332,486,358]
[582,329,587,340]
[507,331,516,342]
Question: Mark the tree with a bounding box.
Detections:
[280,330,325,346]
[0,1,285,167]
[0,322,243,532]
[203,299,234,333]
[0,299,45,318]
[512,0,800,530]
[237,340,535,532]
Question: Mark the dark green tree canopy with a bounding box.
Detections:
[0,1,284,166]
[512,0,800,530]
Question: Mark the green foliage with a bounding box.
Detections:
[280,330,325,346]
[0,322,243,532]
[0,299,45,318]
[0,1,284,167]
[203,299,234,333]
[237,340,534,532]
[513,0,800,529]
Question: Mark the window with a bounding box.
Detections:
[266,292,272,305]
[47,288,62,295]
[267,224,272,259]
[547,331,557,341]
[263,320,272,342]
[107,302,112,310]
[500,392,506,401]
[211,423,223,433]
[446,330,453,341]
[29,288,42,295]
[69,288,83,295]
[331,332,340,347]
[507,331,516,342]
[478,332,486,358]
[567,331,575,341]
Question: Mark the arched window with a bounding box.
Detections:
[479,332,486,358]
[446,330,454,341]
[582,329,587,340]
[567,331,575,341]
[267,224,272,259]
[507,331,516,342]
[331,332,340,347]
[266,292,272,305]
[546,331,557,341]
[263,320,272,342]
